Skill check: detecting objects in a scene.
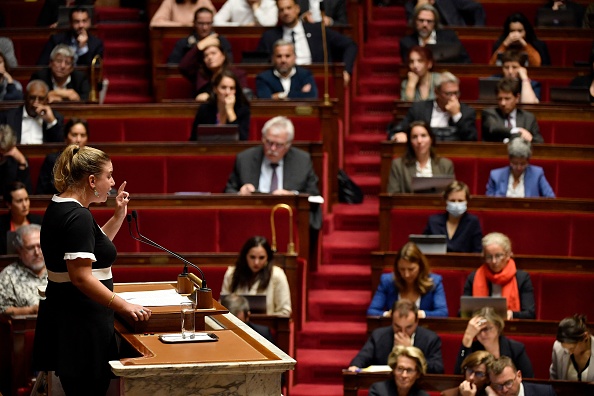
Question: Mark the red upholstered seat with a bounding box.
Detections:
[389,209,442,250]
[440,333,464,374]
[570,215,594,257]
[91,210,140,253]
[537,273,594,321]
[109,156,167,193]
[449,157,477,194]
[507,335,556,379]
[250,117,322,141]
[123,118,192,141]
[556,161,594,199]
[549,121,594,146]
[85,119,126,142]
[432,269,472,316]
[165,155,235,193]
[163,76,194,100]
[27,157,45,193]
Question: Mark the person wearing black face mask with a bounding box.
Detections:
[423,180,483,253]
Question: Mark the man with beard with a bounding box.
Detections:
[32,45,90,102]
[37,6,104,66]
[256,40,318,99]
[0,224,47,315]
[400,4,471,64]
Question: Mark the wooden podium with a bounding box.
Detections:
[111,283,296,396]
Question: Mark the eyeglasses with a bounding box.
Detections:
[416,18,435,24]
[464,367,486,379]
[484,253,506,262]
[52,58,73,66]
[440,90,460,97]
[491,372,518,391]
[395,366,417,375]
[27,95,47,102]
[479,326,495,334]
[263,139,289,149]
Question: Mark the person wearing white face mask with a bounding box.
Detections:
[423,180,483,253]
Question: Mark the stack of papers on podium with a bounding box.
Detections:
[117,289,191,307]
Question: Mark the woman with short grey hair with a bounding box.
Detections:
[486,138,555,197]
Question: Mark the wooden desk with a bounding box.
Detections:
[0,314,37,396]
[111,282,295,396]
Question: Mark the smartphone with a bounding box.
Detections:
[158,332,219,344]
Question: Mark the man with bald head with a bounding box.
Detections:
[0,80,64,144]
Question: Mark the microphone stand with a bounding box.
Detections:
[320,1,331,106]
[127,211,213,308]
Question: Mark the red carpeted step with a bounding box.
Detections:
[350,175,382,196]
[367,20,407,39]
[297,321,367,349]
[364,39,401,59]
[103,93,153,104]
[308,289,370,322]
[310,265,372,290]
[352,96,396,117]
[358,78,400,96]
[294,349,357,384]
[289,383,343,396]
[371,6,407,20]
[97,23,148,41]
[95,7,143,23]
[344,154,381,176]
[351,114,394,135]
[103,59,150,78]
[322,231,379,265]
[344,133,386,155]
[358,57,400,77]
[103,41,147,59]
[330,201,379,231]
[105,78,151,96]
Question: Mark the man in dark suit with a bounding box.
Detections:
[482,78,543,143]
[224,115,322,229]
[167,7,233,64]
[298,0,348,26]
[488,356,557,396]
[0,80,64,144]
[256,40,318,99]
[400,4,471,64]
[32,44,90,102]
[37,6,103,66]
[256,0,357,85]
[348,300,444,374]
[388,72,477,142]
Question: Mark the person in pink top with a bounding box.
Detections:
[150,0,216,27]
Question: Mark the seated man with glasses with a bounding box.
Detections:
[0,80,64,144]
[488,356,555,396]
[224,116,321,228]
[0,224,47,316]
[387,72,477,143]
[442,351,493,396]
[32,44,90,103]
[167,8,233,64]
[486,138,555,198]
[462,232,536,319]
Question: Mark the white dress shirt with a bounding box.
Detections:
[506,171,525,198]
[283,22,312,65]
[213,0,278,26]
[20,107,44,144]
[259,157,285,192]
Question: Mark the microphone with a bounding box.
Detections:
[126,211,212,308]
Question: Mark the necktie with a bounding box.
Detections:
[270,163,279,192]
[291,30,296,44]
[505,116,511,128]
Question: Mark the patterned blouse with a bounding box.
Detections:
[0,262,47,313]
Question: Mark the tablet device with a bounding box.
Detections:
[549,86,592,104]
[409,234,447,254]
[220,294,267,314]
[411,176,455,193]
[460,296,507,319]
[426,43,463,63]
[478,77,500,101]
[535,8,575,27]
[196,124,239,142]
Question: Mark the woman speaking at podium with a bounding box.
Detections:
[32,145,152,395]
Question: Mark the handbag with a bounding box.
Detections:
[338,169,364,204]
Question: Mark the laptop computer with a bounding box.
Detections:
[410,175,455,193]
[549,86,592,104]
[196,124,239,142]
[241,51,270,64]
[409,234,447,254]
[478,77,500,101]
[460,296,507,319]
[57,5,94,28]
[220,294,267,314]
[535,8,576,27]
[426,43,463,63]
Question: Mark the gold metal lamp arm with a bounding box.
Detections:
[270,203,295,254]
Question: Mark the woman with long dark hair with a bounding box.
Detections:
[489,13,550,66]
[550,315,594,381]
[190,69,251,140]
[221,236,292,317]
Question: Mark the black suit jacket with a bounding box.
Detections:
[369,380,429,396]
[400,29,471,64]
[423,212,483,253]
[0,156,32,195]
[388,100,477,141]
[0,106,64,144]
[349,325,444,374]
[31,67,90,101]
[0,213,43,255]
[481,107,543,143]
[256,22,358,74]
[405,0,485,26]
[37,31,104,66]
[190,100,251,141]
[463,269,536,319]
[523,382,557,396]
[255,66,318,99]
[455,335,534,377]
[298,0,348,25]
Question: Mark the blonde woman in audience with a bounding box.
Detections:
[423,180,483,253]
[462,232,536,319]
[456,307,534,378]
[367,241,448,318]
[221,236,292,317]
[442,351,495,396]
[150,0,216,27]
[369,345,429,396]
[387,121,455,193]
[401,46,439,102]
[550,314,594,381]
[486,138,555,198]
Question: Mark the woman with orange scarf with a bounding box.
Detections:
[462,232,535,319]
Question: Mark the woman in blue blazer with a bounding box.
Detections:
[367,242,448,318]
[486,138,555,198]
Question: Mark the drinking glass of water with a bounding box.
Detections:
[180,300,195,339]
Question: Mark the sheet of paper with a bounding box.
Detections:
[117,289,191,307]
[361,365,391,373]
